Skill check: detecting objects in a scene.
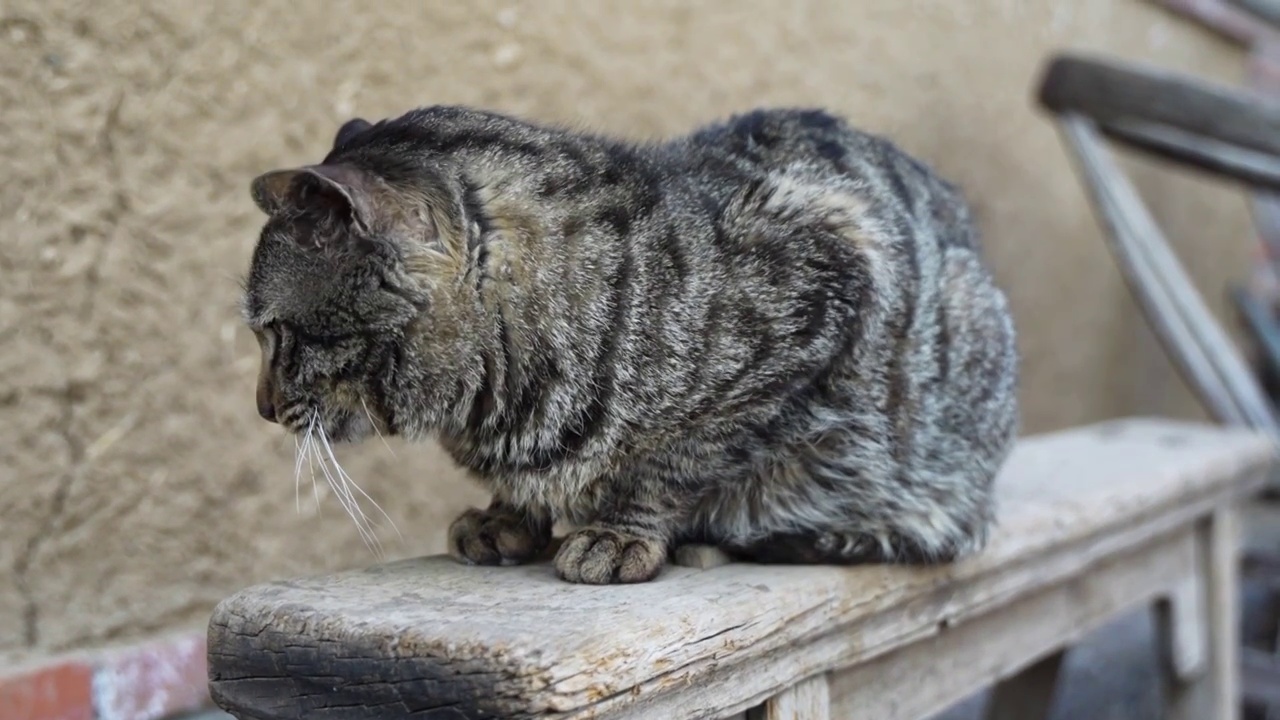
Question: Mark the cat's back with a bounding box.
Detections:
[679,108,879,170]
[674,108,980,253]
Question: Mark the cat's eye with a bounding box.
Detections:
[255,323,281,355]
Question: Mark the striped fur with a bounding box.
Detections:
[241,106,1019,584]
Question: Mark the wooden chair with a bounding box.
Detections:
[1036,50,1280,715]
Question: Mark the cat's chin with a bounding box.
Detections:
[325,410,384,445]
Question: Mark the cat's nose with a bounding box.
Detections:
[256,386,278,423]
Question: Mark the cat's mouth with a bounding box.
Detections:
[279,402,385,446]
[271,380,393,443]
[274,402,312,432]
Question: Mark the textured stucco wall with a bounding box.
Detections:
[0,0,1255,662]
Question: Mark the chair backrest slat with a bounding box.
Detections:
[1040,54,1280,189]
[1056,114,1271,430]
[1036,52,1280,454]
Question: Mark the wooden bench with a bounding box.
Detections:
[206,418,1273,719]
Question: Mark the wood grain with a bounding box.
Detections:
[1039,53,1280,155]
[1038,53,1280,190]
[207,419,1274,719]
[1056,115,1280,436]
[829,531,1197,720]
[754,675,829,720]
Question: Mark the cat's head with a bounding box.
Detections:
[240,118,482,443]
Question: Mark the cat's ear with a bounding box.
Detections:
[333,118,372,150]
[250,164,379,234]
[250,169,300,217]
[295,164,379,234]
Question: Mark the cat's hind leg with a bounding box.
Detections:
[710,456,992,566]
[726,528,960,566]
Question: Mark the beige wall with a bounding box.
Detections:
[0,0,1256,662]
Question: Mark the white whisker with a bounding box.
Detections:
[343,474,403,541]
[325,440,385,551]
[322,423,402,542]
[293,435,304,514]
[316,437,378,554]
[360,396,397,458]
[288,409,398,557]
[305,412,321,516]
[314,419,384,557]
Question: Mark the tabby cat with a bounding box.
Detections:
[242,105,1018,584]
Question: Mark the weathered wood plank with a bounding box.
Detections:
[1209,510,1243,720]
[827,531,1197,720]
[207,420,1273,719]
[1155,565,1209,682]
[749,675,829,720]
[1105,120,1280,193]
[1038,53,1280,159]
[984,649,1065,720]
[1163,511,1243,720]
[1055,115,1280,436]
[580,489,1251,720]
[1038,53,1280,190]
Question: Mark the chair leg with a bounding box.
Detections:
[1160,509,1242,720]
[748,675,830,720]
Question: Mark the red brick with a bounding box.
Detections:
[0,661,94,720]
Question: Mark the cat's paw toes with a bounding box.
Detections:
[448,507,546,566]
[554,527,666,584]
[815,531,880,558]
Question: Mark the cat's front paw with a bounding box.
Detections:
[554,526,666,584]
[448,507,548,566]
